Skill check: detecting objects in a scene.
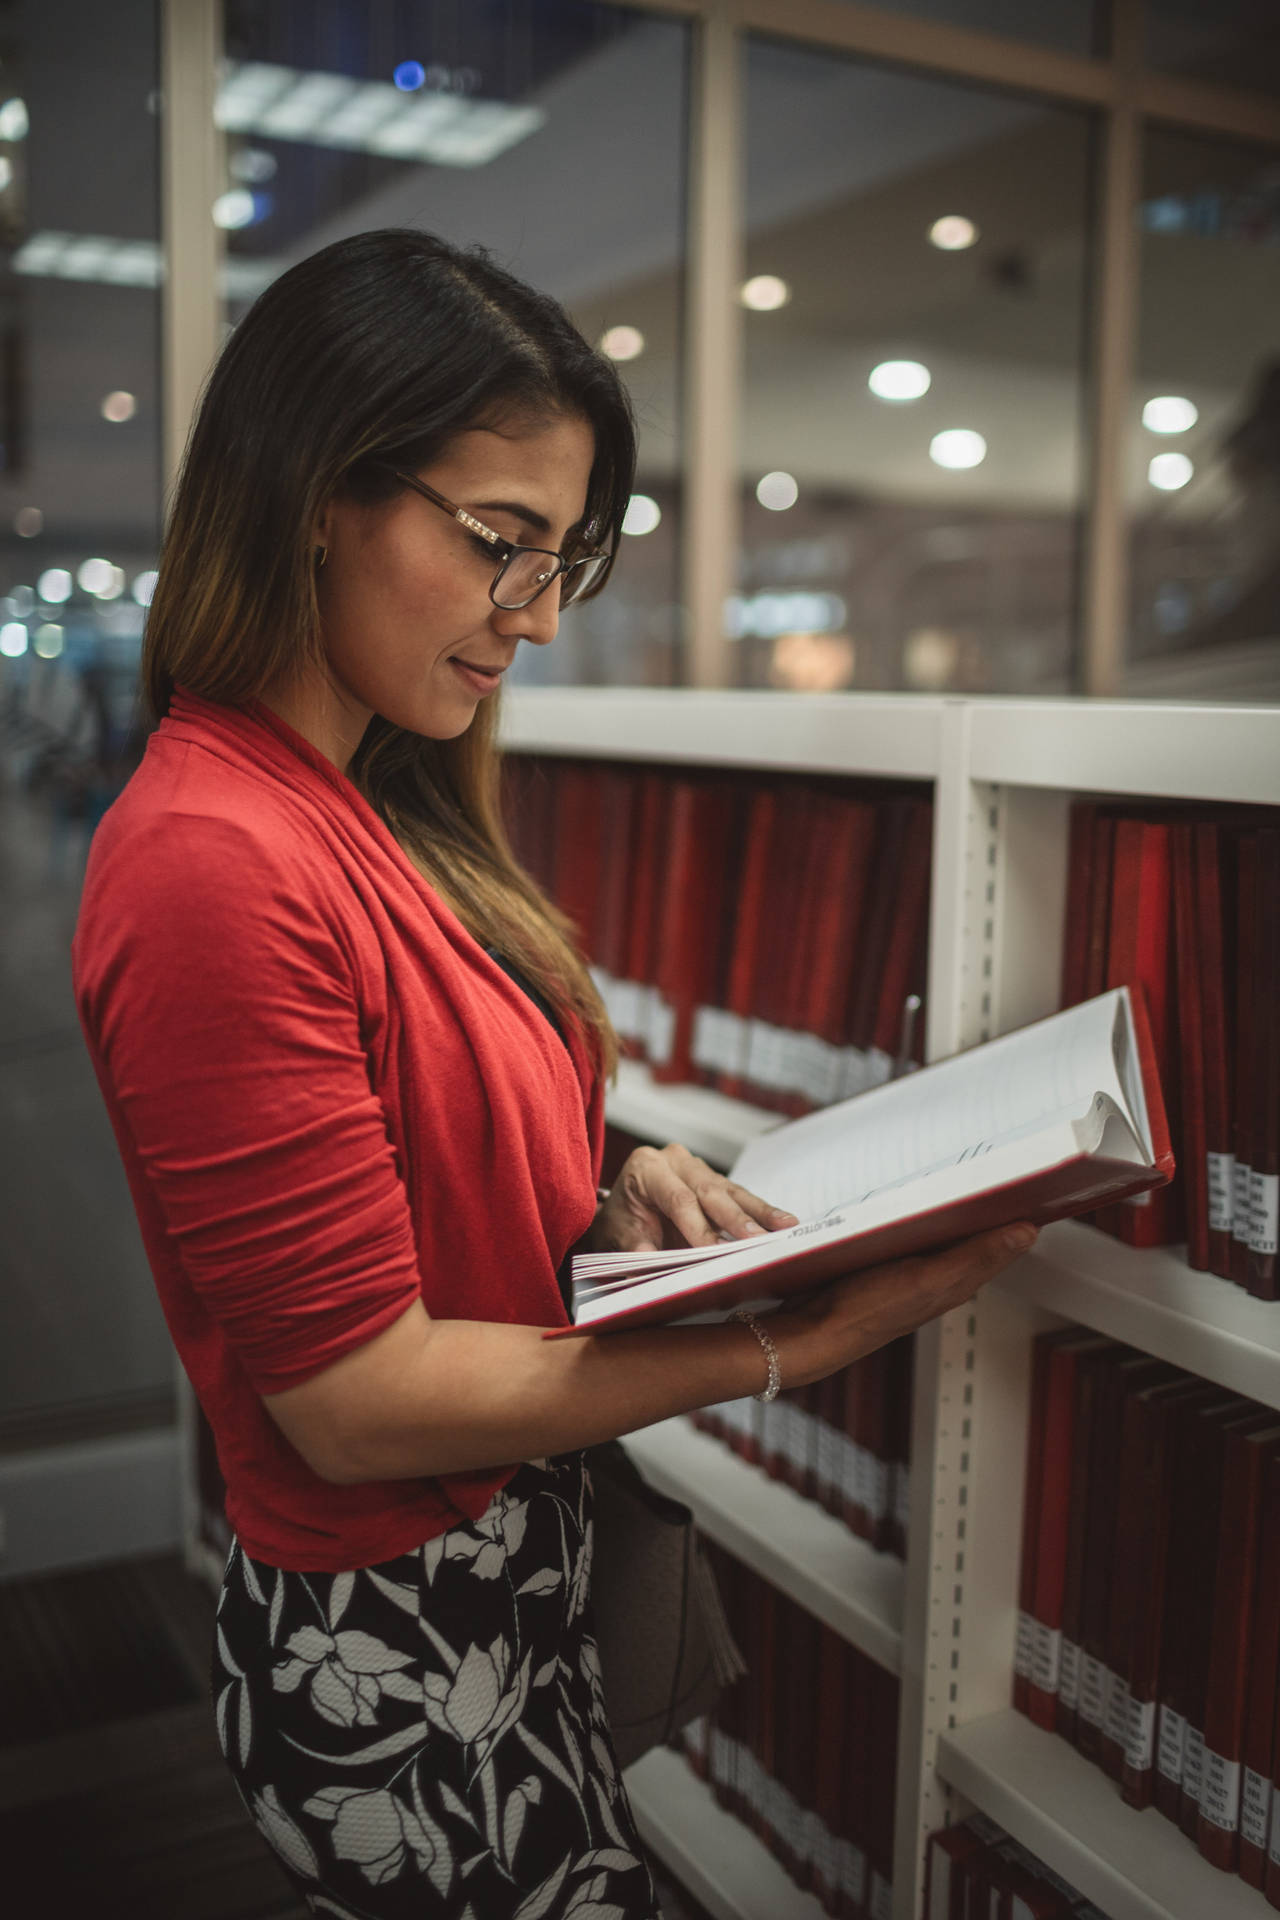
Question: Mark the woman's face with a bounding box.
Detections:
[293,411,596,771]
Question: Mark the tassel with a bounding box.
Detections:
[693,1543,747,1687]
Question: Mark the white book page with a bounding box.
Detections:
[729,989,1137,1226]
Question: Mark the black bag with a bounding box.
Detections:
[585,1439,746,1771]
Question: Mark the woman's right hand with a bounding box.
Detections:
[768,1222,1038,1388]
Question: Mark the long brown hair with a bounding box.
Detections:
[143,230,635,1074]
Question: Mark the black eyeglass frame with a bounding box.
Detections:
[391,469,610,610]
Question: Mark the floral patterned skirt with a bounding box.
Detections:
[212,1451,661,1920]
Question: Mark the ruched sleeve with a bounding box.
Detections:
[74,809,423,1393]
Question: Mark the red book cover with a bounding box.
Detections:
[1055,1343,1117,1745]
[1098,818,1182,1248]
[1029,1335,1113,1732]
[1246,829,1280,1299]
[1061,801,1099,1009]
[810,1624,847,1915]
[771,789,831,1117]
[803,796,878,1052]
[924,1827,988,1920]
[650,776,739,1085]
[870,797,933,1060]
[864,1660,898,1918]
[1236,1448,1280,1886]
[592,765,639,985]
[1120,1379,1223,1810]
[841,1645,873,1919]
[1196,1423,1280,1868]
[1014,1331,1054,1717]
[1083,811,1116,1001]
[715,783,779,1099]
[617,771,669,1060]
[550,761,605,953]
[1171,823,1209,1271]
[1194,825,1237,1280]
[1176,1404,1273,1838]
[1076,1351,1170,1766]
[1231,831,1259,1283]
[847,797,915,1058]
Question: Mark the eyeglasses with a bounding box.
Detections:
[392,470,611,611]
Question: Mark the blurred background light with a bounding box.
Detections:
[0,97,29,141]
[599,325,644,362]
[37,567,72,603]
[14,507,42,537]
[930,428,987,470]
[929,214,979,250]
[1148,451,1194,490]
[33,623,64,659]
[756,470,799,511]
[0,622,28,657]
[393,61,426,92]
[100,390,137,423]
[131,570,159,607]
[622,494,661,536]
[1142,395,1198,434]
[213,188,257,230]
[868,359,931,402]
[740,274,790,311]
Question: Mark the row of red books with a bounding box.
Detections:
[690,1335,913,1559]
[1061,803,1279,1286]
[679,1543,899,1920]
[1015,1328,1280,1892]
[503,755,931,1113]
[925,1814,1109,1919]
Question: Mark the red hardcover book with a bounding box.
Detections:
[550,761,605,953]
[1242,1453,1280,1887]
[1120,1379,1225,1810]
[841,1646,872,1919]
[1083,811,1116,1001]
[774,788,832,1116]
[650,776,739,1085]
[592,765,639,986]
[870,797,933,1061]
[1054,1343,1118,1745]
[1076,1351,1170,1766]
[1246,829,1280,1298]
[1014,1332,1055,1717]
[1196,1424,1280,1868]
[617,771,669,1061]
[1029,1336,1114,1733]
[1231,831,1259,1283]
[847,797,915,1059]
[714,783,778,1099]
[1177,1404,1274,1838]
[1061,801,1099,1009]
[803,796,878,1056]
[924,1826,989,1920]
[864,1660,898,1920]
[1171,823,1210,1271]
[1194,824,1237,1279]
[1098,817,1182,1248]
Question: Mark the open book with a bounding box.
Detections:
[549,986,1173,1339]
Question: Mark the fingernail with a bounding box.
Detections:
[1004,1225,1037,1254]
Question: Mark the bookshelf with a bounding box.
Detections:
[501,687,1280,1920]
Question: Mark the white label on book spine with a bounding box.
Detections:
[1200,1750,1241,1832]
[1158,1706,1187,1784]
[869,1871,892,1920]
[838,1840,867,1906]
[1031,1622,1062,1695]
[1183,1725,1207,1807]
[1058,1638,1081,1710]
[816,1420,839,1505]
[1208,1152,1235,1234]
[1270,1783,1280,1867]
[1103,1668,1131,1749]
[1242,1767,1271,1851]
[1078,1653,1106,1728]
[1124,1696,1156,1772]
[1234,1158,1254,1243]
[1250,1171,1279,1256]
[1014,1611,1035,1680]
[647,992,675,1067]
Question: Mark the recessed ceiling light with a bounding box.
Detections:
[599,326,644,363]
[0,98,29,142]
[740,275,790,312]
[869,360,931,402]
[929,215,979,251]
[1142,395,1198,435]
[622,494,661,537]
[78,557,125,598]
[101,390,137,423]
[0,621,27,657]
[1148,452,1193,490]
[930,429,987,470]
[756,471,799,511]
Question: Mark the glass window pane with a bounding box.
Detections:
[738,38,1096,695]
[0,0,170,1431]
[1127,126,1280,699]
[827,0,1101,57]
[1146,0,1280,98]
[220,0,688,688]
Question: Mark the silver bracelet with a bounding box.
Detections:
[730,1308,782,1403]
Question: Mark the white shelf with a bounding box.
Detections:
[606,1058,781,1170]
[966,698,1280,806]
[623,1416,904,1676]
[999,1220,1280,1412]
[624,1743,828,1920]
[937,1710,1268,1920]
[502,687,945,780]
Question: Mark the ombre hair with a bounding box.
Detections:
[143,229,637,1074]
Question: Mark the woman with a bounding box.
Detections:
[72,229,1034,1920]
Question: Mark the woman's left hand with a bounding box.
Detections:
[591,1142,798,1254]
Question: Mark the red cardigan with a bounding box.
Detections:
[72,688,604,1570]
